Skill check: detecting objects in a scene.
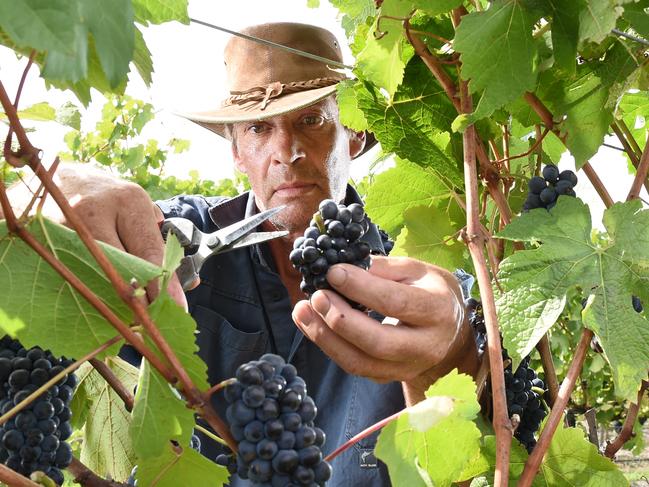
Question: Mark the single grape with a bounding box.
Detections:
[542,164,559,182]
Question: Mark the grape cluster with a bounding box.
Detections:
[523,165,578,211]
[218,354,332,486]
[466,300,547,452]
[289,200,371,301]
[0,336,76,485]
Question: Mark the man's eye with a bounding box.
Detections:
[247,124,266,134]
[302,115,325,126]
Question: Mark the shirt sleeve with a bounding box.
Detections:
[155,195,227,233]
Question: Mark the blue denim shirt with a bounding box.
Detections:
[154,187,405,487]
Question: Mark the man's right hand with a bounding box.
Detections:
[2,164,186,307]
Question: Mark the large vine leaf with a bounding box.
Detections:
[146,292,209,390]
[0,0,78,54]
[390,205,466,271]
[536,421,627,485]
[496,197,649,400]
[622,0,649,39]
[364,158,457,236]
[538,43,640,167]
[132,0,189,25]
[75,358,139,482]
[136,441,229,487]
[355,0,415,97]
[577,0,624,44]
[336,80,368,132]
[130,358,195,459]
[543,0,580,75]
[355,60,462,186]
[454,0,538,121]
[375,370,483,487]
[328,0,376,37]
[0,216,161,361]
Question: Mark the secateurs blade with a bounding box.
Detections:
[160,205,288,290]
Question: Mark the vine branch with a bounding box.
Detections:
[535,335,559,407]
[518,329,594,486]
[604,381,648,458]
[460,79,511,487]
[626,132,649,201]
[89,358,135,412]
[68,458,128,487]
[0,463,41,486]
[0,79,236,451]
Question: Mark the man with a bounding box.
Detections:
[5,22,479,486]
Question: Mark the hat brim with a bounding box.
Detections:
[175,85,377,158]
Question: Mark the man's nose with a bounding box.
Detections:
[270,127,305,166]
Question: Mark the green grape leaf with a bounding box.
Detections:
[375,370,482,487]
[623,0,649,39]
[355,0,415,96]
[496,197,649,400]
[355,60,462,186]
[0,0,78,53]
[544,0,580,74]
[136,441,229,487]
[336,80,368,132]
[132,0,189,25]
[412,0,464,16]
[391,205,466,271]
[79,0,134,88]
[77,358,139,482]
[454,0,538,120]
[160,233,183,292]
[133,27,154,86]
[578,0,623,44]
[536,421,627,485]
[539,44,639,167]
[0,102,56,122]
[145,292,209,390]
[130,358,195,459]
[328,0,376,37]
[364,158,457,236]
[0,216,161,361]
[55,101,81,130]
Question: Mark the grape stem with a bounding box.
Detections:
[205,377,237,398]
[324,410,402,462]
[195,424,228,447]
[604,380,648,458]
[535,335,559,407]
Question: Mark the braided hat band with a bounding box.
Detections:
[223,77,341,110]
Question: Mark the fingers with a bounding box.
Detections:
[309,290,446,362]
[325,260,456,327]
[115,191,187,308]
[292,300,416,382]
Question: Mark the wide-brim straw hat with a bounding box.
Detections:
[178,22,376,158]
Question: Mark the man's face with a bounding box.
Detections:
[231,97,364,235]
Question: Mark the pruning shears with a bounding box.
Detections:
[160,206,288,290]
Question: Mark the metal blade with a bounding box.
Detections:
[214,205,286,247]
[227,230,289,250]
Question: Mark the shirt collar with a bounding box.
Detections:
[207,186,385,253]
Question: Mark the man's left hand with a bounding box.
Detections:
[292,256,479,405]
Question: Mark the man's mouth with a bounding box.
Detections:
[274,182,316,197]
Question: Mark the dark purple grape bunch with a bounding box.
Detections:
[523,165,578,211]
[0,336,76,485]
[218,354,332,486]
[289,199,371,299]
[503,352,547,452]
[466,302,546,452]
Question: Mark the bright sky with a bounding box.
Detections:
[0,0,645,228]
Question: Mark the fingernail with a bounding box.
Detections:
[327,266,347,286]
[294,306,314,328]
[310,292,330,315]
